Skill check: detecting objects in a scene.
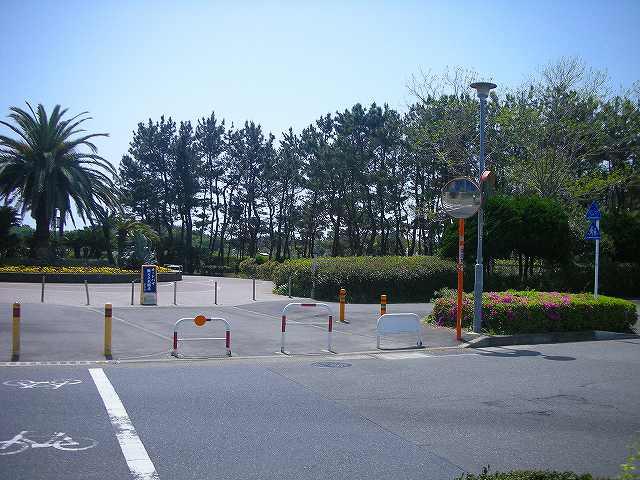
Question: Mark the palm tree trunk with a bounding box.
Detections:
[33,204,50,258]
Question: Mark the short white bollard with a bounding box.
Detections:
[376,313,423,350]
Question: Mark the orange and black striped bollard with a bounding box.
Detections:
[380,294,387,316]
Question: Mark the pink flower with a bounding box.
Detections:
[501,294,514,303]
[543,302,561,321]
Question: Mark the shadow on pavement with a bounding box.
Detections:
[475,347,576,361]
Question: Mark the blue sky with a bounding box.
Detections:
[1,0,639,173]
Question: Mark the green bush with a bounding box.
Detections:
[238,258,258,277]
[200,265,235,276]
[256,260,280,280]
[440,195,572,264]
[239,257,280,279]
[272,256,457,302]
[457,470,602,480]
[481,261,640,298]
[429,290,637,335]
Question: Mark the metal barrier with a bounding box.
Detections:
[376,313,423,349]
[172,315,231,357]
[281,302,333,354]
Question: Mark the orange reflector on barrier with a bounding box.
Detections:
[194,315,207,327]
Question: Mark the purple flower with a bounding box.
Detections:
[500,294,514,303]
[543,302,561,321]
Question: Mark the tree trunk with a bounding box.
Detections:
[32,204,50,258]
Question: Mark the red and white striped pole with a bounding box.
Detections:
[280,302,334,354]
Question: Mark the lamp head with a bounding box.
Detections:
[470,81,497,98]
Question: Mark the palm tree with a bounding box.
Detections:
[0,103,119,256]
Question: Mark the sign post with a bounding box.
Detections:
[456,219,464,341]
[585,201,601,298]
[441,177,481,340]
[140,264,158,305]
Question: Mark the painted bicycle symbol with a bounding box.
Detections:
[0,431,97,455]
[3,379,82,390]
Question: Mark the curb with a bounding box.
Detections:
[465,330,640,348]
[0,345,467,368]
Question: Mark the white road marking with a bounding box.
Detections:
[0,431,97,455]
[89,368,159,480]
[87,308,170,341]
[377,352,433,360]
[3,379,82,389]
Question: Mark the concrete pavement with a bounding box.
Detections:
[0,300,453,362]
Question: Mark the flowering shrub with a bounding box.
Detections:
[428,290,637,334]
[0,265,172,275]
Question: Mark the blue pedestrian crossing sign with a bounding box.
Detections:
[585,221,600,240]
[585,201,601,220]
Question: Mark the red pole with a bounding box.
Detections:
[457,219,465,341]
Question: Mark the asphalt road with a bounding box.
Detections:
[1,339,638,479]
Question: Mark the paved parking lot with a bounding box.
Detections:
[0,276,459,362]
[0,300,456,362]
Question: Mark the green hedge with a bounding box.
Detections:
[482,261,640,298]
[238,258,258,277]
[272,256,457,302]
[428,290,637,335]
[238,258,281,279]
[200,265,235,276]
[457,470,604,480]
[256,260,280,280]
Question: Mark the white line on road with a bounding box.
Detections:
[377,352,433,360]
[89,368,160,480]
[87,308,170,341]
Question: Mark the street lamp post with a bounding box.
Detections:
[470,81,496,333]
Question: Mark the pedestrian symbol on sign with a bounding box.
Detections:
[585,200,601,298]
[585,221,600,240]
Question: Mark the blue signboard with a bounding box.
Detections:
[585,221,600,240]
[585,201,601,220]
[140,265,158,305]
[142,265,157,293]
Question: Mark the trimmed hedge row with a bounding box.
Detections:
[238,258,280,280]
[457,470,605,480]
[428,290,637,335]
[271,256,457,302]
